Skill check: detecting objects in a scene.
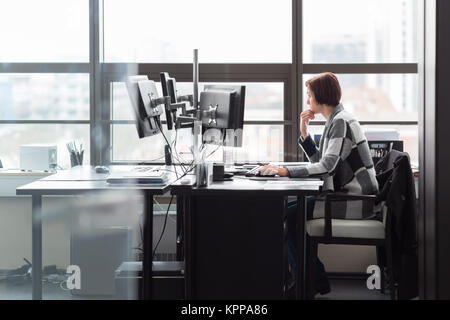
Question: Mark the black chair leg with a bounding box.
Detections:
[385,239,396,300]
[376,245,386,294]
[306,237,318,300]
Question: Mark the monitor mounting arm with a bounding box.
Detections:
[200,104,218,126]
[162,93,205,130]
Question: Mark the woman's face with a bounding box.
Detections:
[306,87,320,114]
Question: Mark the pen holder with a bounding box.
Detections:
[70,150,84,167]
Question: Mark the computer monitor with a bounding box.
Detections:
[126,76,164,138]
[200,85,245,147]
[160,72,178,130]
[160,72,177,103]
[201,85,245,130]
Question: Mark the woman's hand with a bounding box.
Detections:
[300,109,315,139]
[258,165,290,177]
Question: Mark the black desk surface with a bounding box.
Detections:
[171,174,323,196]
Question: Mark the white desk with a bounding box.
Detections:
[0,170,54,197]
[16,165,173,300]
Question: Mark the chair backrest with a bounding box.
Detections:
[375,149,409,174]
[376,150,415,238]
[0,159,2,168]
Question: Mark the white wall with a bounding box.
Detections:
[0,197,71,270]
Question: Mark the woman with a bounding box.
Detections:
[259,72,379,296]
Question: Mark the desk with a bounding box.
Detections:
[171,175,323,299]
[16,165,171,300]
[0,170,54,197]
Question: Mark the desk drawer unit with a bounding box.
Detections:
[185,195,288,299]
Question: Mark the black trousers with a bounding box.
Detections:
[287,197,328,287]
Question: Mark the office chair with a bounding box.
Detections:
[0,158,3,168]
[305,151,411,300]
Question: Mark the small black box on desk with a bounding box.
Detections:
[115,261,185,300]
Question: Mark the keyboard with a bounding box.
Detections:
[245,165,276,177]
[132,166,160,173]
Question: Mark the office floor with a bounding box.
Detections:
[0,281,115,300]
[0,279,390,300]
[315,278,390,300]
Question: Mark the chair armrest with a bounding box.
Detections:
[323,193,377,242]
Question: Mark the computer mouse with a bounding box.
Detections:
[181,178,191,185]
[256,171,276,177]
[245,170,275,177]
[94,166,110,174]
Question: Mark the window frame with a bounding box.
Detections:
[297,1,419,162]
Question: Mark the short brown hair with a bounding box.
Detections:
[305,72,342,107]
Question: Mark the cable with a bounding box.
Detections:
[171,127,197,174]
[152,195,174,261]
[157,168,178,174]
[205,143,223,159]
[158,121,195,176]
[171,128,189,174]
[148,140,221,258]
[155,198,176,223]
[156,120,179,179]
[59,280,70,291]
[170,163,197,185]
[137,217,144,252]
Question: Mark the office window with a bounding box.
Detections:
[111,124,169,162]
[237,125,284,163]
[304,124,418,164]
[112,81,284,121]
[111,83,135,121]
[303,0,419,165]
[103,0,292,63]
[0,2,91,169]
[111,123,283,163]
[302,74,418,121]
[303,0,418,63]
[102,0,420,165]
[170,83,284,122]
[363,125,418,164]
[0,0,89,62]
[0,74,89,120]
[0,124,90,169]
[198,125,284,163]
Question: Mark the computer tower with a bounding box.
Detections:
[115,261,185,300]
[70,227,132,296]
